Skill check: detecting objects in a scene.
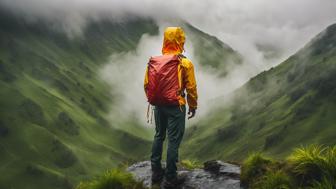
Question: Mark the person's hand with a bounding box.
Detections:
[188,108,196,119]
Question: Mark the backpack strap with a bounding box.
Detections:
[177,54,186,60]
[177,54,186,98]
[146,103,150,123]
[146,103,154,124]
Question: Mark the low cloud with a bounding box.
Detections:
[1,0,335,57]
[2,0,335,127]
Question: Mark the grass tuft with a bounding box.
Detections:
[253,170,292,189]
[287,145,333,182]
[309,177,336,189]
[241,145,336,189]
[325,146,336,179]
[241,152,272,186]
[179,159,202,170]
[75,169,146,189]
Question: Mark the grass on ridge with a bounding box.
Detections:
[241,144,336,189]
[179,159,203,170]
[75,169,146,189]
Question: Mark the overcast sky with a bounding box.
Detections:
[1,0,335,59]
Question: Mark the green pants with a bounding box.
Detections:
[151,105,186,179]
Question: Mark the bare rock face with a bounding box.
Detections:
[127,160,242,189]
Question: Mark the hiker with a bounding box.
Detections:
[144,27,198,188]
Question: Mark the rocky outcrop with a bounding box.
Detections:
[127,160,242,189]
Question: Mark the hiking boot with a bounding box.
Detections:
[151,168,165,183]
[163,175,187,189]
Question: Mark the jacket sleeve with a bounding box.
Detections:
[183,59,198,110]
[144,66,148,97]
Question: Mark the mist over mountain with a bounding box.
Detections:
[182,23,336,161]
[1,1,336,188]
[1,0,335,123]
[1,0,335,69]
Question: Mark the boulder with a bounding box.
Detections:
[127,161,242,189]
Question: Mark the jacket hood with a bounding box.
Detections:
[162,27,185,55]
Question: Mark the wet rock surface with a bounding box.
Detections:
[127,160,242,189]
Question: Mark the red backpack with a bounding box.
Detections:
[146,54,181,106]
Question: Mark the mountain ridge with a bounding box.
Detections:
[181,22,336,161]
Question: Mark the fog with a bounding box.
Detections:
[1,0,335,126]
[1,0,335,57]
[100,25,254,125]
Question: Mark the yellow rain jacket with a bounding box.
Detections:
[144,27,198,109]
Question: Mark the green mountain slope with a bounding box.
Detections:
[0,10,243,188]
[182,23,336,162]
[0,10,158,189]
